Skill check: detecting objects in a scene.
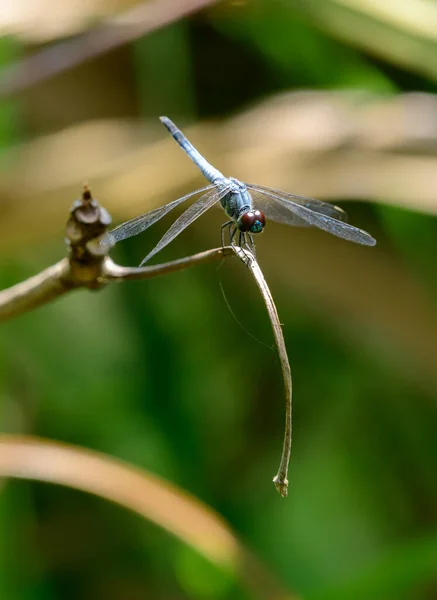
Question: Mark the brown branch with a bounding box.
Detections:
[0,0,218,99]
[0,248,237,322]
[0,259,73,321]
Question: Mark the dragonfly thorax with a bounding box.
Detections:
[220,177,258,223]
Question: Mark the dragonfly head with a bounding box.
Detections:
[237,210,266,234]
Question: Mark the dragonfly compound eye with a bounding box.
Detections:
[237,210,266,233]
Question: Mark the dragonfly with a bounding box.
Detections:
[102,116,376,264]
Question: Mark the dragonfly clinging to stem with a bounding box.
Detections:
[102,116,376,262]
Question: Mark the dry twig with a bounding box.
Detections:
[247,254,292,496]
[234,249,292,497]
[0,186,293,496]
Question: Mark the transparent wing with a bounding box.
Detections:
[101,184,215,245]
[140,185,231,265]
[247,189,320,227]
[246,184,376,246]
[246,183,348,226]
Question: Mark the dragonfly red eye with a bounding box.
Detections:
[237,210,266,233]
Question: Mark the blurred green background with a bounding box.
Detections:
[1,0,437,598]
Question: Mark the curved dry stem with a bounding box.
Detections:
[0,259,73,322]
[0,435,297,600]
[236,249,292,497]
[102,246,235,282]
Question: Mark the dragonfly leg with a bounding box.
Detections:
[248,233,256,255]
[229,225,237,245]
[221,221,233,249]
[228,226,251,265]
[237,232,252,265]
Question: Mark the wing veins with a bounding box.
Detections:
[246,186,376,246]
[102,184,215,245]
[140,185,231,265]
[246,183,348,222]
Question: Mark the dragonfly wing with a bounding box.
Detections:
[246,185,376,246]
[140,185,231,265]
[247,183,348,225]
[248,189,315,227]
[101,185,215,245]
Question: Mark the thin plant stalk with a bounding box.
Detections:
[236,249,292,497]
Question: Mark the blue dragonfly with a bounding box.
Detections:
[103,116,376,263]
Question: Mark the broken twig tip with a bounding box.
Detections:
[273,475,288,497]
[82,183,92,202]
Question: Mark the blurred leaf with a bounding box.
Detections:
[0,0,141,42]
[292,0,437,83]
[213,0,394,92]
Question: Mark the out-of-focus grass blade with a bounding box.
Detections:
[0,435,238,566]
[0,435,297,600]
